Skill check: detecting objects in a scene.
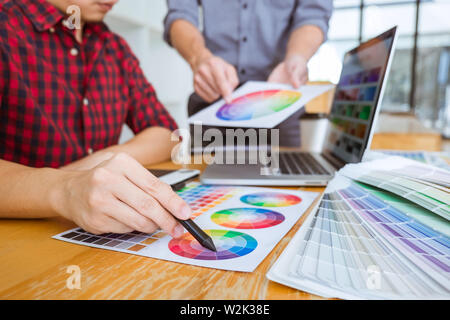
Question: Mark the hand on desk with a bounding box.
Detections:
[192,53,239,104]
[268,53,309,89]
[55,153,191,236]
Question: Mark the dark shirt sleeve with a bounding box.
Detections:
[292,0,333,41]
[163,0,200,46]
[120,38,178,134]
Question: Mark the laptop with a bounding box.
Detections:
[200,27,398,186]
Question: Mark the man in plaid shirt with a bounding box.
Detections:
[0,0,192,237]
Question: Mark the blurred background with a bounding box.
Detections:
[105,0,450,150]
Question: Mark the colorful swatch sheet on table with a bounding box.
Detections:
[340,156,450,220]
[188,81,333,128]
[53,183,318,272]
[267,173,450,299]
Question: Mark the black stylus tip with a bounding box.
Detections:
[203,237,217,252]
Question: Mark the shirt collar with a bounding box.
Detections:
[16,0,64,32]
[16,0,112,38]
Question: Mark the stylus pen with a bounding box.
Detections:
[175,217,217,252]
[170,183,217,252]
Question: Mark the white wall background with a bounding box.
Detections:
[104,0,193,143]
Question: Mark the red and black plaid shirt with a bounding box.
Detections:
[0,0,177,168]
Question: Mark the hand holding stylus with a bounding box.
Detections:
[53,153,192,236]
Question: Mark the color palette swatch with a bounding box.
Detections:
[176,184,237,218]
[240,192,302,207]
[169,229,257,260]
[216,90,301,121]
[211,208,285,229]
[59,228,168,254]
[341,161,450,221]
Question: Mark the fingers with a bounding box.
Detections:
[71,152,191,237]
[267,63,288,84]
[210,65,233,103]
[194,57,238,104]
[106,154,192,221]
[104,198,159,234]
[112,155,192,220]
[111,175,185,238]
[78,211,135,235]
[225,65,239,96]
[194,73,220,102]
[289,65,302,88]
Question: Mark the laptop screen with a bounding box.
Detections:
[323,27,397,164]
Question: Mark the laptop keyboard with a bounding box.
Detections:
[275,152,331,175]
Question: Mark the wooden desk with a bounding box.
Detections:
[0,161,326,300]
[0,126,440,299]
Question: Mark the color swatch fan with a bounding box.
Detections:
[216,90,301,121]
[267,158,450,299]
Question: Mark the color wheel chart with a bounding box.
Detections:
[240,192,302,207]
[53,183,319,272]
[216,90,301,121]
[169,230,257,260]
[211,208,285,229]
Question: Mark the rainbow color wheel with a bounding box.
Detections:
[211,208,285,229]
[168,229,257,260]
[216,90,301,121]
[240,192,302,207]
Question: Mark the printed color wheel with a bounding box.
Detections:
[216,90,301,121]
[168,229,257,260]
[211,208,285,229]
[240,192,302,207]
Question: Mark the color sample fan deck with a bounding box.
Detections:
[240,192,302,207]
[216,90,301,121]
[168,229,257,260]
[211,208,285,229]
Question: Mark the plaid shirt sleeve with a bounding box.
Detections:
[0,47,5,109]
[118,37,178,134]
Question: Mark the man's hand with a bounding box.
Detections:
[268,54,309,88]
[54,153,191,237]
[192,52,239,103]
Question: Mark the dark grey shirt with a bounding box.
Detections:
[164,0,333,83]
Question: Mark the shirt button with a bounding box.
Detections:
[243,3,248,9]
[83,98,89,106]
[49,27,55,33]
[70,48,79,56]
[242,36,247,42]
[87,148,93,155]
[240,69,246,75]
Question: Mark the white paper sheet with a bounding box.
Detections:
[188,81,334,128]
[53,183,319,272]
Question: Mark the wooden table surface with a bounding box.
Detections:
[0,160,326,300]
[0,116,443,299]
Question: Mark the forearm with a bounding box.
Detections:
[0,160,68,218]
[170,19,212,70]
[286,25,324,61]
[101,127,177,166]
